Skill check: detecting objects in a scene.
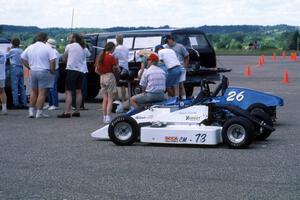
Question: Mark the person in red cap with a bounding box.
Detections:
[130,53,166,108]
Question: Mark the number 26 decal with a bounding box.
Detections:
[226,91,245,102]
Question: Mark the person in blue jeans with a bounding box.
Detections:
[44,38,60,110]
[6,38,27,108]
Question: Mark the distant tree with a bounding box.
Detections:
[260,37,276,50]
[228,39,243,49]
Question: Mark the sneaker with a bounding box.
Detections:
[28,111,35,118]
[71,112,80,117]
[57,113,71,118]
[48,105,58,110]
[102,116,107,123]
[36,112,49,118]
[43,105,50,110]
[105,116,111,123]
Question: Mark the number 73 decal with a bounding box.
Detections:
[226,91,245,102]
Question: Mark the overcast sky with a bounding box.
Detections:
[0,0,299,28]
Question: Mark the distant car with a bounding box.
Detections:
[58,28,230,99]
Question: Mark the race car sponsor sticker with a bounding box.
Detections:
[185,116,202,121]
[165,136,178,142]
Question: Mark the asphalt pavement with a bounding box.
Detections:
[0,56,299,200]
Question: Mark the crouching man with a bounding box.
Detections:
[130,53,166,108]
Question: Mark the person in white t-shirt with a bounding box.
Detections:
[155,45,182,98]
[113,34,129,102]
[57,33,90,118]
[21,32,56,118]
[0,50,8,115]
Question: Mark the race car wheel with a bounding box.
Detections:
[222,117,254,148]
[250,110,273,141]
[108,115,140,146]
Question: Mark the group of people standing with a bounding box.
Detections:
[0,32,90,118]
[0,32,190,124]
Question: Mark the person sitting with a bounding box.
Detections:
[130,53,166,108]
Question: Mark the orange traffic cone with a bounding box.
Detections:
[290,52,295,61]
[273,52,277,61]
[294,52,298,61]
[246,65,251,77]
[282,69,289,84]
[258,56,263,67]
[282,51,286,60]
[262,55,265,64]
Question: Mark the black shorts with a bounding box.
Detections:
[65,70,84,91]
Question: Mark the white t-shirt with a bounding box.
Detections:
[113,45,129,70]
[52,48,60,70]
[158,48,181,69]
[65,43,90,73]
[83,48,91,73]
[21,41,56,71]
[0,50,6,80]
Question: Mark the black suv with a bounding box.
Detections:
[58,28,229,99]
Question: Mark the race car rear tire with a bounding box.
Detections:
[250,110,273,141]
[222,117,254,148]
[108,115,140,146]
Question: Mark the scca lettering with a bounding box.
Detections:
[165,136,178,142]
[186,116,201,121]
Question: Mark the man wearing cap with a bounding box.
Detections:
[155,45,182,98]
[163,35,190,99]
[130,53,166,108]
[44,38,60,110]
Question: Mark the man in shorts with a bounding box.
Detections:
[21,32,56,118]
[0,50,8,115]
[130,53,166,108]
[163,35,190,99]
[155,45,182,98]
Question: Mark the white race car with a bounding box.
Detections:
[91,103,274,148]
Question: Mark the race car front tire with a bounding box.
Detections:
[108,115,140,146]
[222,117,254,148]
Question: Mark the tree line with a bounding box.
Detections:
[0,24,299,51]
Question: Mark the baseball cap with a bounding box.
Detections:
[46,38,57,48]
[147,53,159,62]
[154,44,164,53]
